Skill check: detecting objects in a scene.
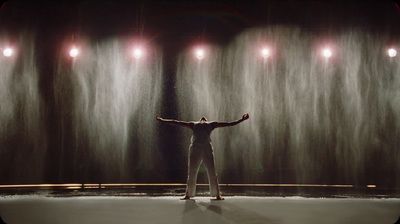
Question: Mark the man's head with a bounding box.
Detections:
[200,117,207,122]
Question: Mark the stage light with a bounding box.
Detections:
[322,48,332,58]
[133,48,142,59]
[3,48,13,57]
[388,48,397,57]
[69,47,79,58]
[261,48,270,58]
[195,49,204,60]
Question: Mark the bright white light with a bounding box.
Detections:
[69,48,79,58]
[322,48,332,58]
[388,48,397,57]
[133,48,142,59]
[196,49,204,60]
[261,48,270,58]
[3,48,13,57]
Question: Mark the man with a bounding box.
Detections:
[156,113,249,200]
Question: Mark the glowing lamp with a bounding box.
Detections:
[261,48,270,58]
[3,48,13,57]
[195,49,204,60]
[69,48,79,58]
[322,48,332,58]
[388,48,397,58]
[133,48,142,59]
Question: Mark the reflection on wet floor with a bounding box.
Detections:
[0,184,398,198]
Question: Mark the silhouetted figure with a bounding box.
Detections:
[156,113,249,200]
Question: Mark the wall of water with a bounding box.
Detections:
[0,34,47,183]
[1,27,399,187]
[54,38,163,182]
[176,27,400,186]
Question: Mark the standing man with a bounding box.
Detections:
[156,113,249,200]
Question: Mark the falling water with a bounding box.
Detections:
[0,34,47,183]
[176,27,400,186]
[54,38,163,182]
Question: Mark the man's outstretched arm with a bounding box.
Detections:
[212,113,249,128]
[156,115,194,129]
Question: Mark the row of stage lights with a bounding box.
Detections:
[65,46,400,59]
[193,47,398,59]
[194,47,398,59]
[1,46,398,59]
[257,47,398,59]
[194,47,399,60]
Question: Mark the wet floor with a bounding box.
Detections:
[0,196,399,224]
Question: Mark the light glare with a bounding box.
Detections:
[133,48,142,59]
[388,48,397,57]
[261,48,270,58]
[3,48,13,57]
[196,49,204,60]
[69,48,79,58]
[322,48,332,58]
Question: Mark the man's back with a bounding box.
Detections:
[191,122,214,144]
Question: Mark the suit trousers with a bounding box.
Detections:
[185,142,220,197]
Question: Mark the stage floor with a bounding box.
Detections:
[1,196,399,224]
